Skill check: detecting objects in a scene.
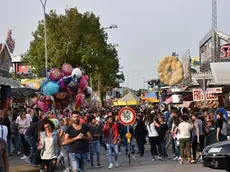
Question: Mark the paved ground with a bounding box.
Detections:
[8,145,224,172]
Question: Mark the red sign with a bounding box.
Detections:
[18,65,32,73]
[193,87,222,102]
[118,107,136,126]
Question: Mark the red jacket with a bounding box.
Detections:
[102,123,119,143]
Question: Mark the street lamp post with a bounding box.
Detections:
[102,24,118,30]
[97,24,118,106]
[40,0,48,76]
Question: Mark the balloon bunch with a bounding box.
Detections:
[39,63,92,111]
[32,96,53,112]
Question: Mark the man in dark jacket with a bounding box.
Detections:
[135,115,147,156]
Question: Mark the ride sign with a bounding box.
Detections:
[118,107,136,126]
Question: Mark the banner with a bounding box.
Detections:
[193,87,222,101]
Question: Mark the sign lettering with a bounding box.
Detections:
[193,87,222,101]
[220,45,230,58]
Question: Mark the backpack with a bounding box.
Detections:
[221,121,227,136]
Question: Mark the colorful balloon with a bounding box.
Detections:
[86,87,92,95]
[84,87,92,97]
[59,76,72,89]
[75,91,85,110]
[40,78,49,88]
[62,63,73,76]
[55,92,67,100]
[77,76,88,90]
[84,75,89,81]
[37,100,45,109]
[49,68,62,81]
[42,81,60,96]
[71,68,82,81]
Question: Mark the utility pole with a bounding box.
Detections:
[212,0,217,29]
[212,0,218,62]
[97,24,118,107]
[40,0,48,76]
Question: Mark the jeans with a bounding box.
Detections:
[7,137,11,154]
[106,143,118,164]
[12,134,21,153]
[61,147,70,169]
[161,140,168,157]
[25,136,37,164]
[167,134,175,154]
[20,134,30,156]
[89,141,100,166]
[174,139,180,157]
[0,167,3,172]
[70,153,88,172]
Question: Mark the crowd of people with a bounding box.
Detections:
[0,105,229,172]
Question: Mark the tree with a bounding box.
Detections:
[23,8,119,103]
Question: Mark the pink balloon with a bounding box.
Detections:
[75,92,85,109]
[84,75,89,81]
[49,68,62,81]
[77,76,88,90]
[43,104,49,112]
[62,63,73,76]
[37,100,45,109]
[32,97,38,104]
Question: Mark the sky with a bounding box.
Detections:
[1,0,230,90]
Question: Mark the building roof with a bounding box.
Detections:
[199,29,230,47]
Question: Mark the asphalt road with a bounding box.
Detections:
[9,145,224,172]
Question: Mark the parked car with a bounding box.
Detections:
[202,141,230,172]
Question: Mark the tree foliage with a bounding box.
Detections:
[23,8,119,95]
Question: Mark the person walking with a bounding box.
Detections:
[59,118,72,172]
[0,138,9,172]
[216,112,228,142]
[147,115,163,161]
[16,111,31,160]
[87,115,101,168]
[39,119,61,172]
[135,115,148,157]
[102,116,119,169]
[64,111,92,172]
[1,108,12,156]
[191,113,205,163]
[177,115,193,164]
[25,119,42,166]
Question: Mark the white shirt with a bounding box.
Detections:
[147,122,159,137]
[178,122,192,139]
[41,137,56,160]
[0,125,8,142]
[26,114,33,122]
[16,116,31,134]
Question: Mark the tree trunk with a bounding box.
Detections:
[100,91,105,107]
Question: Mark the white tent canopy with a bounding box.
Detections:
[210,62,230,85]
